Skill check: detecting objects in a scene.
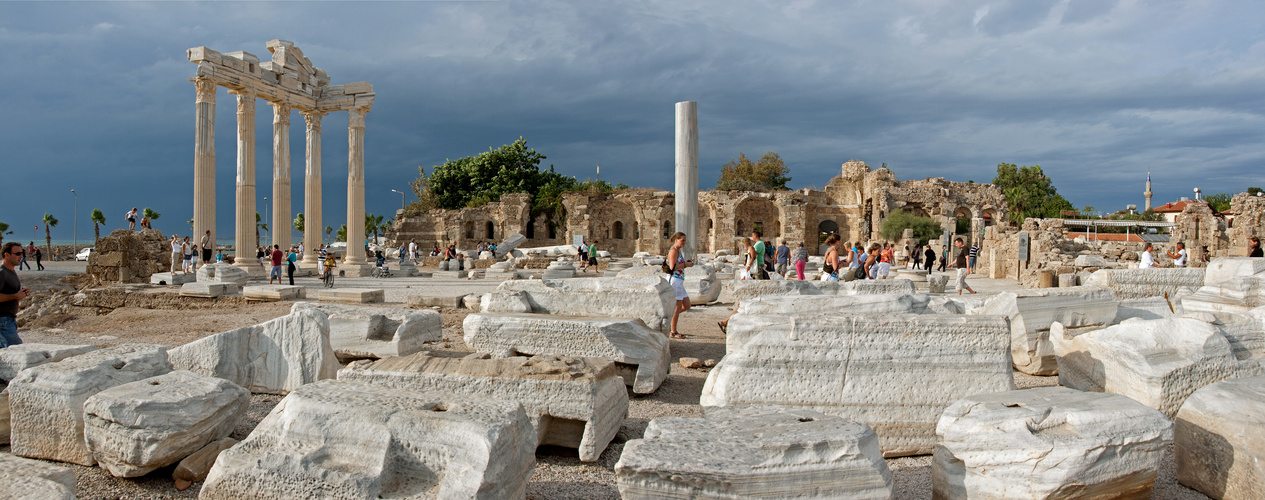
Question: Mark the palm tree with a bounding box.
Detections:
[0,221,11,248]
[293,213,305,233]
[42,213,59,259]
[142,207,161,221]
[255,212,268,245]
[90,209,106,242]
[324,225,333,245]
[336,224,348,243]
[365,213,384,243]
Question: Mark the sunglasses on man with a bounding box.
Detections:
[6,251,23,256]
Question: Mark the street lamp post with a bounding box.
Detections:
[71,189,77,257]
[391,189,406,212]
[263,197,270,245]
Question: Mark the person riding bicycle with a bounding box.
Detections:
[322,252,337,278]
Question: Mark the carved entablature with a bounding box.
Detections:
[187,39,374,113]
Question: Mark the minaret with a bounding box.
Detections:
[1144,169,1153,212]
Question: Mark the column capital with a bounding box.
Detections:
[303,111,324,133]
[193,78,217,104]
[271,102,291,126]
[349,106,370,129]
[230,90,256,114]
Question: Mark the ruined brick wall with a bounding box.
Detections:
[1225,192,1265,256]
[86,229,171,283]
[1169,203,1227,265]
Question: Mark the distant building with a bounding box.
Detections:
[1153,199,1205,224]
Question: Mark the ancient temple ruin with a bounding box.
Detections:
[187,40,375,274]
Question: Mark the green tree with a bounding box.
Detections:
[142,207,161,221]
[324,226,333,245]
[365,213,384,241]
[90,209,106,241]
[407,169,439,214]
[1204,193,1232,212]
[293,213,305,233]
[42,213,59,258]
[716,152,791,191]
[1248,187,1263,196]
[255,212,268,245]
[0,222,11,248]
[336,224,348,243]
[421,138,583,224]
[879,209,943,243]
[991,163,1075,222]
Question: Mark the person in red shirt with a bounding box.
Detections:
[268,245,284,284]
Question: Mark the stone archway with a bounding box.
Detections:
[590,198,638,256]
[818,220,839,245]
[735,197,781,240]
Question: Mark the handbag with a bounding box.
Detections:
[661,261,673,274]
[854,266,866,280]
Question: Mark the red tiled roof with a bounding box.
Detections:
[1153,200,1204,213]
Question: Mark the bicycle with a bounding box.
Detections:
[322,269,335,288]
[372,266,393,278]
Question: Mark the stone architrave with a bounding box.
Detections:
[168,308,338,394]
[674,101,698,260]
[0,343,98,382]
[230,89,258,273]
[8,345,172,465]
[483,276,675,332]
[933,387,1172,500]
[615,406,893,499]
[1084,268,1205,300]
[0,453,77,500]
[83,370,250,478]
[1175,376,1265,500]
[976,287,1118,375]
[1053,318,1262,417]
[199,380,536,500]
[464,313,671,394]
[291,302,440,360]
[270,102,292,250]
[701,313,1013,457]
[338,352,628,462]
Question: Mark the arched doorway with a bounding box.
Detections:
[485,221,495,240]
[818,220,838,245]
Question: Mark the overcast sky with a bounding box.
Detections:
[2,0,1263,243]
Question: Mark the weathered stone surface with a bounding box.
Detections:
[1181,276,1265,315]
[701,313,1013,457]
[684,265,721,304]
[83,370,250,477]
[1116,297,1178,322]
[179,282,241,298]
[169,309,338,394]
[933,387,1172,500]
[0,389,8,445]
[9,344,172,465]
[174,437,237,483]
[85,228,171,284]
[339,352,627,462]
[0,453,77,499]
[1085,268,1205,300]
[929,274,949,294]
[1175,375,1265,499]
[406,294,464,309]
[479,290,533,313]
[200,380,536,500]
[196,262,249,285]
[736,293,930,316]
[292,302,439,360]
[0,343,98,382]
[318,287,385,303]
[484,276,674,332]
[1053,318,1262,417]
[464,312,671,394]
[150,271,196,285]
[1074,254,1109,267]
[1203,257,1265,286]
[242,284,304,301]
[615,406,893,499]
[725,278,917,303]
[495,233,526,258]
[976,286,1118,375]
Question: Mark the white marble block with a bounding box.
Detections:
[169,308,339,394]
[1074,254,1109,267]
[291,302,440,360]
[1053,318,1262,417]
[242,284,305,301]
[736,293,930,316]
[0,343,98,382]
[976,286,1118,375]
[0,453,77,499]
[1084,268,1205,300]
[482,276,674,332]
[8,344,172,465]
[615,406,893,499]
[725,278,916,303]
[1203,257,1265,286]
[199,380,536,500]
[1180,276,1265,316]
[83,370,250,477]
[701,313,1014,457]
[150,271,196,285]
[318,287,385,303]
[933,387,1172,500]
[196,262,249,285]
[464,312,670,394]
[338,352,627,462]
[684,265,721,304]
[1175,375,1265,500]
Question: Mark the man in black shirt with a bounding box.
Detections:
[0,242,31,347]
[924,245,936,274]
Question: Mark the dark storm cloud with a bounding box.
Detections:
[1,0,1263,242]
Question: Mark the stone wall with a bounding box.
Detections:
[85,229,172,283]
[1170,203,1228,264]
[977,218,1150,285]
[1225,192,1264,256]
[387,160,1010,257]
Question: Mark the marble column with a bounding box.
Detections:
[300,111,325,266]
[674,101,699,260]
[192,78,216,247]
[229,90,257,271]
[342,106,372,274]
[271,103,292,251]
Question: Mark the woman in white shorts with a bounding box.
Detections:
[820,234,841,282]
[666,232,693,339]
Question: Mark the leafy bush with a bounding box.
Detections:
[880,209,942,243]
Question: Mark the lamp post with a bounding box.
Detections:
[263,197,270,245]
[71,189,78,256]
[391,189,406,212]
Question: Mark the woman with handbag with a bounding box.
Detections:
[665,232,692,339]
[820,235,841,282]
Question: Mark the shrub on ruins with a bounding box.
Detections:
[716,152,791,192]
[879,209,942,243]
[1204,192,1232,212]
[992,163,1075,223]
[415,138,585,222]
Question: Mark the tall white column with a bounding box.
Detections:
[271,103,292,251]
[674,101,699,260]
[343,106,371,273]
[192,78,216,247]
[301,111,324,266]
[229,90,257,271]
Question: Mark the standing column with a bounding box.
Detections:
[674,101,699,259]
[192,78,216,248]
[301,111,325,266]
[271,103,292,251]
[343,106,372,273]
[229,90,257,272]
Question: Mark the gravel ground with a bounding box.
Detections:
[4,265,1211,499]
